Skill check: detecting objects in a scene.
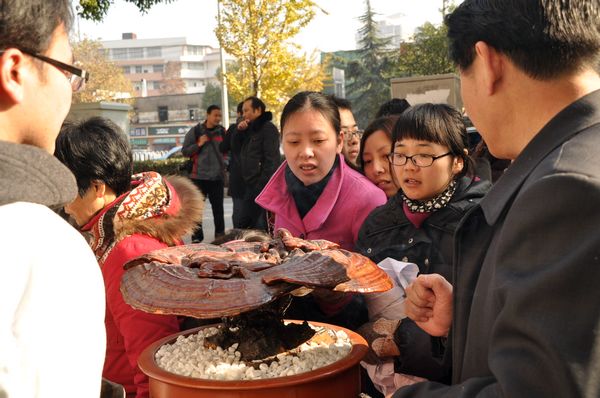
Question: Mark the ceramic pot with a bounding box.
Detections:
[138,320,368,398]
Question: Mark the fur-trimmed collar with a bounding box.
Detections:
[84,174,203,263]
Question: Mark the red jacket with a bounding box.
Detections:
[83,173,203,397]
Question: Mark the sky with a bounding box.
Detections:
[75,0,453,53]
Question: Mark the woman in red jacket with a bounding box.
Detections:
[55,117,203,398]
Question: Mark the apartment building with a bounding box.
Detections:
[101,33,228,97]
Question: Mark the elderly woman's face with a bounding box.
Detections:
[64,182,105,226]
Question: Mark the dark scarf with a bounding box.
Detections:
[402,179,457,213]
[285,157,339,219]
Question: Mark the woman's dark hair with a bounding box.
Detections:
[280,91,341,136]
[392,103,474,177]
[358,115,399,172]
[55,117,133,196]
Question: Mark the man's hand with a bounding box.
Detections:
[196,135,209,147]
[405,274,453,337]
[237,119,249,131]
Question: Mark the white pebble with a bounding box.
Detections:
[155,325,352,380]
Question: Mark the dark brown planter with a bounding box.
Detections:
[138,321,368,398]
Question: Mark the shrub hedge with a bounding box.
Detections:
[133,158,188,176]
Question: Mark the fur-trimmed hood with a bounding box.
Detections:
[114,175,203,245]
[84,173,203,262]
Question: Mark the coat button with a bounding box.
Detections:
[402,256,408,262]
[367,248,372,253]
[408,238,414,244]
[424,258,429,265]
[299,233,305,239]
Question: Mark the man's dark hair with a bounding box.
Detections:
[236,101,244,114]
[206,104,221,114]
[0,0,73,55]
[55,117,132,197]
[446,0,600,79]
[244,96,266,113]
[375,98,411,118]
[281,91,341,136]
[328,95,353,111]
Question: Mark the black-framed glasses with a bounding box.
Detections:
[1,48,89,92]
[387,152,453,167]
[343,129,363,141]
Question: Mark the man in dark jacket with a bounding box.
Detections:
[220,101,245,228]
[395,1,600,397]
[236,96,280,230]
[182,104,226,241]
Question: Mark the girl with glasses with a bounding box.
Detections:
[356,103,490,389]
[256,91,387,330]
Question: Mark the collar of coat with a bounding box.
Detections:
[82,172,203,263]
[256,154,348,234]
[0,140,77,208]
[480,89,600,225]
[248,111,273,131]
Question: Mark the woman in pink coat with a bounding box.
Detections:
[255,91,386,329]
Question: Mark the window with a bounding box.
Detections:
[128,48,143,58]
[153,64,164,73]
[112,48,127,60]
[153,81,162,90]
[188,62,204,70]
[147,47,161,58]
[158,106,168,122]
[135,65,142,74]
[122,66,130,74]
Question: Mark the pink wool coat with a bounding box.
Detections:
[256,155,386,250]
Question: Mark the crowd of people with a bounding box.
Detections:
[1,0,600,397]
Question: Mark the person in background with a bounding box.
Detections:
[237,96,281,230]
[359,115,400,198]
[330,95,362,166]
[356,104,490,388]
[55,117,203,398]
[395,0,600,396]
[375,98,411,119]
[182,104,226,242]
[256,91,387,330]
[220,101,245,228]
[0,1,106,396]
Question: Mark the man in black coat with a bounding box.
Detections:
[395,1,600,397]
[220,101,245,228]
[236,96,280,230]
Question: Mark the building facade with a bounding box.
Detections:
[101,33,228,97]
[129,93,204,151]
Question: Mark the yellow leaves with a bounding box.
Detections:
[216,0,323,120]
[72,38,135,104]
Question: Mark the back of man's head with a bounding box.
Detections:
[328,95,353,112]
[446,0,600,79]
[0,0,73,54]
[55,117,133,197]
[243,96,266,114]
[375,98,411,118]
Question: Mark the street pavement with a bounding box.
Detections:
[184,195,233,244]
